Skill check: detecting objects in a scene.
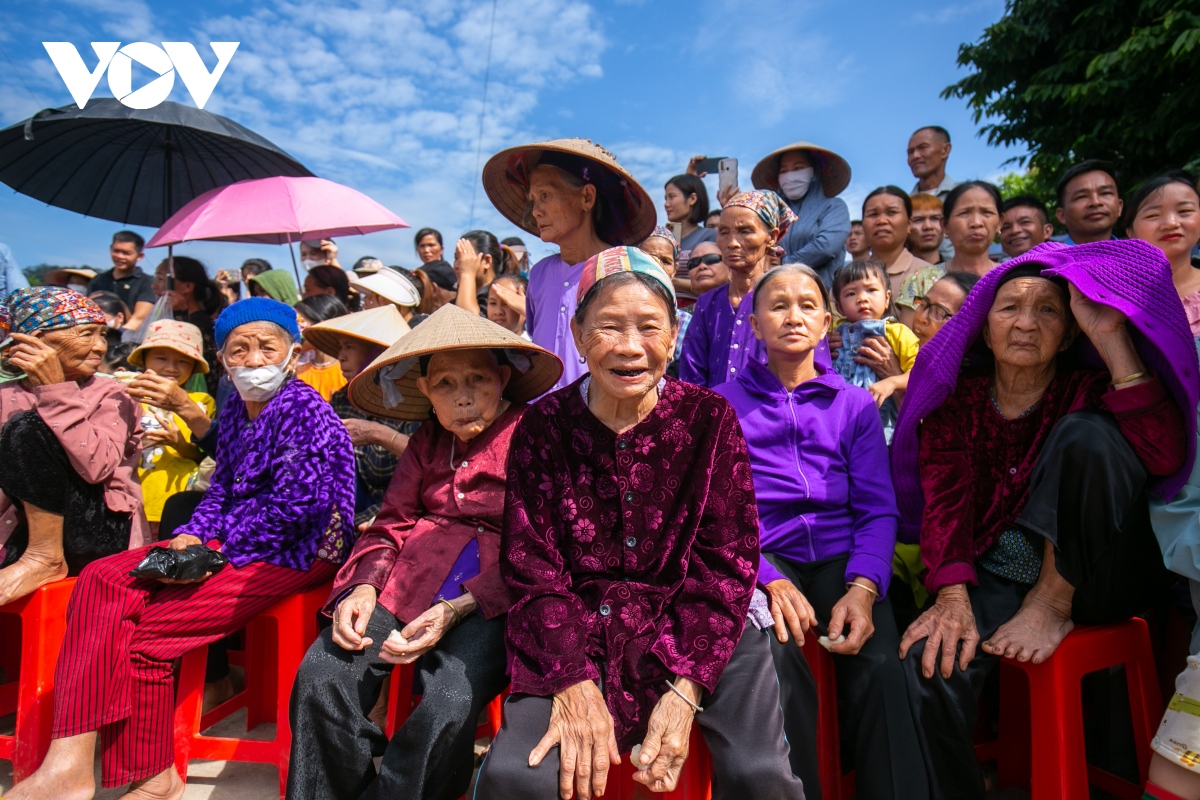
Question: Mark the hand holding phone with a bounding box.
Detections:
[718,158,739,205]
[691,156,730,177]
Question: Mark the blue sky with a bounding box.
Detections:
[0,0,1021,276]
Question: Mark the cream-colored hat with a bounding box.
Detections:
[44,267,98,287]
[303,305,410,359]
[482,138,656,246]
[350,269,421,309]
[128,319,209,373]
[348,303,563,420]
[751,141,852,198]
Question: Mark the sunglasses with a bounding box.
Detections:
[686,253,723,270]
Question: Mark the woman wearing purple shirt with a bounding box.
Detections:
[482,139,656,393]
[715,264,929,800]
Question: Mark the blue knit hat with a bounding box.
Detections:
[214,297,302,350]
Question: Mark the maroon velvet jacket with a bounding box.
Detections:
[918,371,1185,593]
[327,404,525,624]
[502,377,760,750]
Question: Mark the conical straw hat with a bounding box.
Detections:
[751,141,852,198]
[348,303,563,420]
[482,138,656,247]
[303,305,409,359]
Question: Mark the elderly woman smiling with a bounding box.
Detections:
[0,288,147,606]
[288,304,562,800]
[475,247,803,800]
[5,297,356,800]
[715,264,929,799]
[891,241,1197,799]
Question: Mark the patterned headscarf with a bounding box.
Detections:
[724,189,799,237]
[8,287,106,335]
[577,246,676,303]
[645,225,680,259]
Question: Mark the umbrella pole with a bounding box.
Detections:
[168,243,174,279]
[288,233,301,285]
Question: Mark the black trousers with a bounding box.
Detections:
[766,553,930,800]
[474,626,806,800]
[287,604,509,800]
[0,410,130,572]
[903,410,1170,800]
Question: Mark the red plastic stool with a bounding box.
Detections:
[173,581,332,799]
[800,636,850,800]
[0,578,76,780]
[991,619,1163,800]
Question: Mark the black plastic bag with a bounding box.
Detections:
[128,545,229,581]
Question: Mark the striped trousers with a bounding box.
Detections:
[51,543,337,787]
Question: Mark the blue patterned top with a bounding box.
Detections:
[179,377,357,569]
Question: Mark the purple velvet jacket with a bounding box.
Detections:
[502,377,759,750]
[178,378,357,570]
[892,240,1200,543]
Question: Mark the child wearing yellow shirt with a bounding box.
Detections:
[127,320,216,533]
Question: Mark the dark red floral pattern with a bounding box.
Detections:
[502,376,760,750]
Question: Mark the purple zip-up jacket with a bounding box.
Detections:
[714,358,898,596]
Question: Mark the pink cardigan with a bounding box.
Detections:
[0,377,149,551]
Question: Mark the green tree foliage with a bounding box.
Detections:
[945,0,1200,196]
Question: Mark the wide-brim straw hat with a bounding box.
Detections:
[751,141,852,197]
[482,138,656,246]
[43,267,97,286]
[349,303,563,420]
[303,305,410,359]
[350,269,421,309]
[128,318,209,373]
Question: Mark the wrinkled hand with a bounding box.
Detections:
[128,371,192,414]
[828,581,876,655]
[1068,284,1126,340]
[765,578,816,646]
[332,584,378,651]
[716,182,739,208]
[686,155,708,177]
[159,534,211,584]
[530,679,620,800]
[899,584,979,679]
[6,333,65,386]
[342,417,395,448]
[380,601,455,665]
[855,335,902,379]
[632,679,700,792]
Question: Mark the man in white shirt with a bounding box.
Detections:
[908,126,958,260]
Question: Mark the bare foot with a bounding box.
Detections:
[982,588,1074,664]
[0,551,68,606]
[202,675,236,713]
[119,767,185,800]
[5,760,96,800]
[368,677,391,731]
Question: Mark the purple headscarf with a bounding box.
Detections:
[892,240,1200,542]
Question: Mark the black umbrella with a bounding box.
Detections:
[0,99,314,227]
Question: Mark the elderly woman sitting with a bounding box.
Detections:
[5,297,356,800]
[475,248,804,799]
[288,304,562,800]
[891,241,1197,799]
[0,287,147,606]
[715,264,929,799]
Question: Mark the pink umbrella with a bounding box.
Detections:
[147,175,407,246]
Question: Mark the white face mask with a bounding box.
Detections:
[778,167,816,201]
[226,348,297,402]
[301,258,324,271]
[67,282,89,294]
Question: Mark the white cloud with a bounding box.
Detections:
[911,0,1002,25]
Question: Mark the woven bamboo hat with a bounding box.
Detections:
[350,268,421,309]
[303,305,409,359]
[751,142,852,198]
[482,138,656,246]
[43,267,97,287]
[348,303,563,420]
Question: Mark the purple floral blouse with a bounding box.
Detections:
[502,376,760,750]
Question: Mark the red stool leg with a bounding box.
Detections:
[173,646,208,781]
[802,637,843,800]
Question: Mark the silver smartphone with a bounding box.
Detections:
[718,158,738,196]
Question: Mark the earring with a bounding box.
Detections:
[578,355,586,364]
